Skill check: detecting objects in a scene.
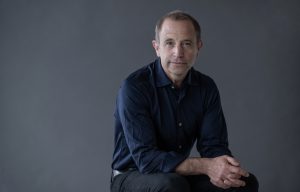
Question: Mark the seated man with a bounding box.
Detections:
[111,10,259,192]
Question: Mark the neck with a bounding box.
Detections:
[172,79,183,88]
[168,73,187,88]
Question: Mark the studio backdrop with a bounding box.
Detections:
[1,1,299,192]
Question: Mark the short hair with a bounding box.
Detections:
[155,10,201,42]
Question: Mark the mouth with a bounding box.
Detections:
[169,61,187,65]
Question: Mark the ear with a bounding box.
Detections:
[152,40,160,57]
[197,40,203,51]
[196,40,203,57]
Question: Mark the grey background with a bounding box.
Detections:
[1,0,299,191]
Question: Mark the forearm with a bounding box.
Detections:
[175,157,210,175]
[176,155,250,189]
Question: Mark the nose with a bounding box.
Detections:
[173,44,184,57]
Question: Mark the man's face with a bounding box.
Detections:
[153,19,202,82]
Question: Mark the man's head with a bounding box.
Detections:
[152,10,203,86]
[154,10,201,43]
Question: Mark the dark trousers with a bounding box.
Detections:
[111,171,259,192]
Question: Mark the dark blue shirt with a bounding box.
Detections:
[112,59,231,174]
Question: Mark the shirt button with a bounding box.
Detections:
[171,85,175,89]
[178,122,182,127]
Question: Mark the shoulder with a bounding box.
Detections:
[190,69,222,110]
[191,68,218,91]
[125,63,154,86]
[119,61,155,97]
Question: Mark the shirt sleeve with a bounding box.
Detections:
[196,78,232,158]
[117,80,187,174]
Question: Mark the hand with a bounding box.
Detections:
[205,155,249,189]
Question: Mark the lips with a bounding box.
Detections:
[170,61,187,64]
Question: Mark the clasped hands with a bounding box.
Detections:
[176,154,249,189]
[206,155,249,189]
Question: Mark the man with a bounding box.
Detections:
[111,10,259,192]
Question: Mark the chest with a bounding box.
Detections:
[150,85,204,148]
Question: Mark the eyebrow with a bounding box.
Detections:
[182,40,193,43]
[163,39,194,43]
[164,38,174,42]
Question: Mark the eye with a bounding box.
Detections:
[165,40,175,47]
[182,41,192,47]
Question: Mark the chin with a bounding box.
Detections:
[171,70,188,77]
[170,66,189,74]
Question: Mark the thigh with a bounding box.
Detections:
[233,173,259,192]
[111,170,191,192]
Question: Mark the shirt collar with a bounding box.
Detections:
[154,58,172,87]
[154,58,201,87]
[187,67,201,86]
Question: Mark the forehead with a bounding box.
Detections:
[159,19,197,41]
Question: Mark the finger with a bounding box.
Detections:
[226,156,240,167]
[238,168,249,177]
[225,178,246,188]
[211,179,230,189]
[229,166,249,177]
[228,173,241,179]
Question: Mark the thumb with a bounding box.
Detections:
[226,156,240,167]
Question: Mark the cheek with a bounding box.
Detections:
[158,51,168,60]
[163,50,172,57]
[155,49,160,57]
[187,51,199,59]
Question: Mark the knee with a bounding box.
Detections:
[154,173,190,192]
[242,173,259,192]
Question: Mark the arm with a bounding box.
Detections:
[197,78,231,158]
[175,155,249,189]
[178,78,248,189]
